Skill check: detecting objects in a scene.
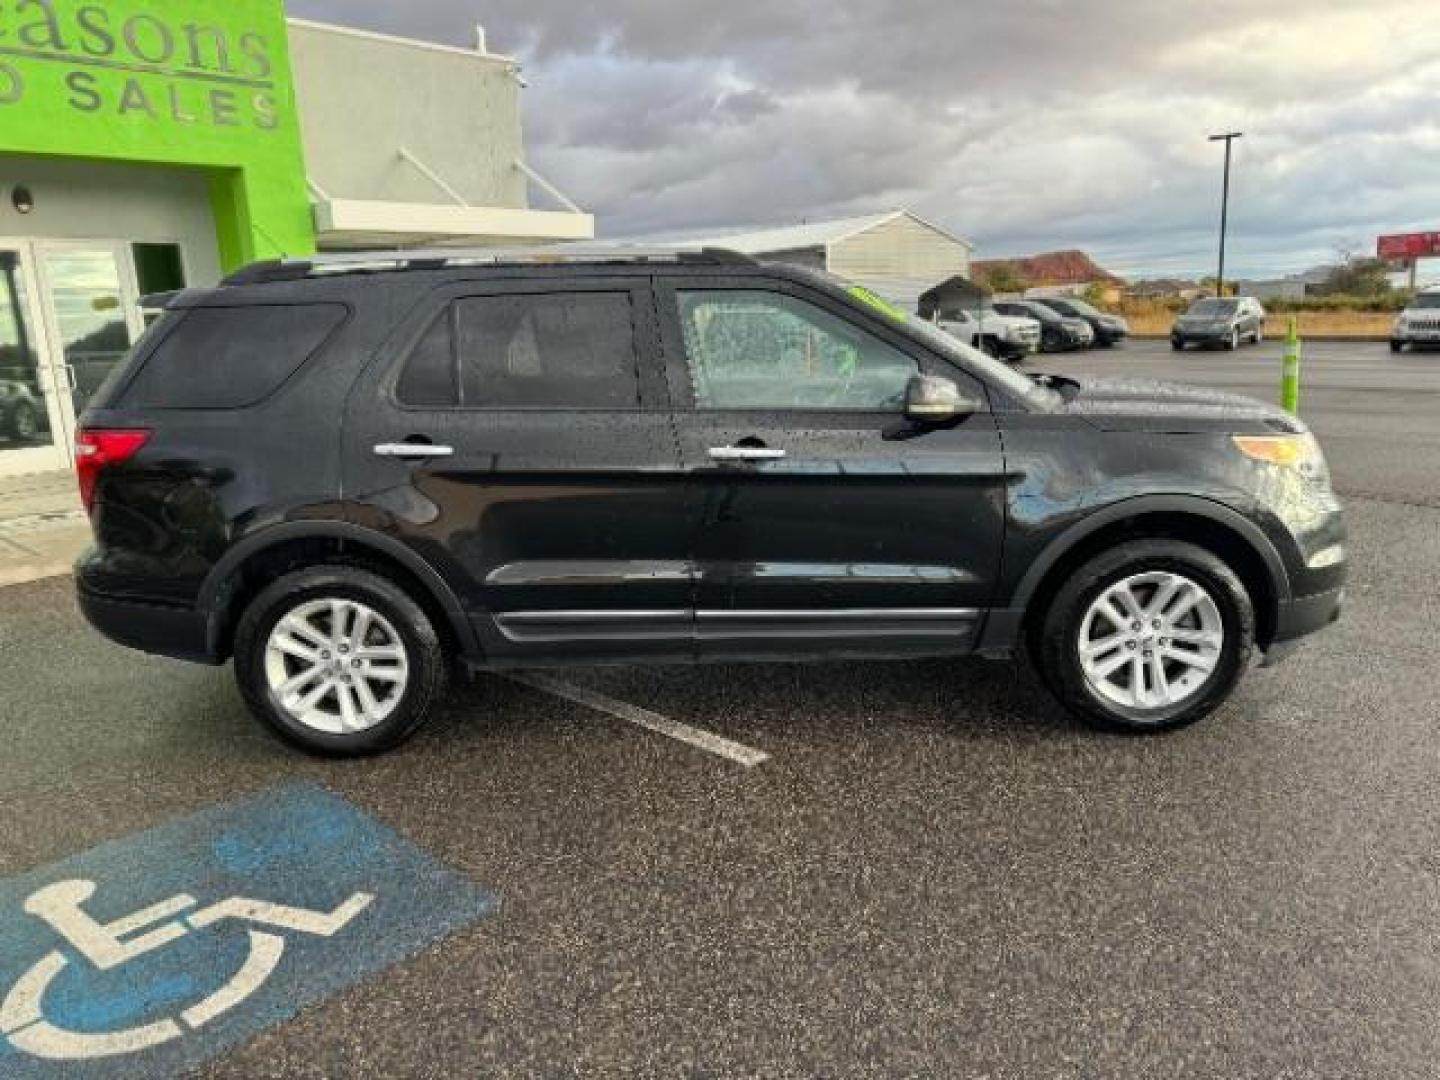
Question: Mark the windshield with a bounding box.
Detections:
[1411,292,1440,310]
[1057,298,1101,317]
[1186,298,1237,318]
[1002,302,1056,323]
[901,313,1062,410]
[780,266,1062,409]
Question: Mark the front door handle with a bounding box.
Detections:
[708,446,786,462]
[374,442,455,459]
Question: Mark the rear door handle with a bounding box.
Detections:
[374,442,455,459]
[708,446,786,462]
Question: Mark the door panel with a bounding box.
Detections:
[344,277,695,663]
[0,244,70,475]
[654,277,1008,659]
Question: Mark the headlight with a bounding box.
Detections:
[1233,433,1330,485]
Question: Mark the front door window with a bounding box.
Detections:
[677,290,917,411]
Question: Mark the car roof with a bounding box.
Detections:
[220,244,757,287]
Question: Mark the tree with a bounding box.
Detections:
[981,262,1029,294]
[1319,248,1393,298]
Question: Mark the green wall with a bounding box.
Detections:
[0,0,314,268]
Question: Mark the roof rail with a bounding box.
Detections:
[220,243,758,286]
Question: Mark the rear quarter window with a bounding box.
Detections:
[120,304,347,409]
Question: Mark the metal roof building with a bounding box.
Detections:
[658,210,974,310]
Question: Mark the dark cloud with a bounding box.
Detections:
[285,0,1440,277]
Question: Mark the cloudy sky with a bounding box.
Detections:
[286,1,1440,280]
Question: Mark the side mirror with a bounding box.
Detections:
[904,374,977,424]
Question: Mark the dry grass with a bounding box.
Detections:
[1123,306,1393,340]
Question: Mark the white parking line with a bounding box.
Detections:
[507,673,770,768]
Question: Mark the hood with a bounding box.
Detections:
[1064,376,1306,434]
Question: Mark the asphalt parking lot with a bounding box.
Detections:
[1,339,1438,1077]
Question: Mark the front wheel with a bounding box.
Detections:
[1390,339,1404,353]
[1035,540,1255,733]
[234,566,449,756]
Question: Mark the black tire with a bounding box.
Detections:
[234,566,448,756]
[1390,340,1403,353]
[1034,539,1255,734]
[9,400,39,442]
[1170,338,1184,351]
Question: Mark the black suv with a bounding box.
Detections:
[75,248,1346,755]
[1031,297,1130,347]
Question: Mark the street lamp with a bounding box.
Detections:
[1209,132,1242,298]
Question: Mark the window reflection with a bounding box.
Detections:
[41,249,134,416]
[0,250,50,448]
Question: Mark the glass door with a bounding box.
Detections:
[0,243,70,477]
[33,242,144,454]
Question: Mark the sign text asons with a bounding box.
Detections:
[0,0,280,131]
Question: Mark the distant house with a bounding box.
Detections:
[654,210,974,311]
[973,250,1126,302]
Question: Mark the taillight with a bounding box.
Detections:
[75,428,150,513]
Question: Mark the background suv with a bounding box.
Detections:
[992,299,1093,351]
[1390,286,1440,352]
[1172,296,1267,350]
[75,247,1345,756]
[936,306,1041,362]
[1031,297,1130,347]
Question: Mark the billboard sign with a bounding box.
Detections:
[1378,232,1440,260]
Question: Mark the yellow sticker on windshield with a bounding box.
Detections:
[847,286,908,323]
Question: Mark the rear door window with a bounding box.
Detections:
[121,304,346,409]
[395,292,642,409]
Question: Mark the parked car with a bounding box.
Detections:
[1390,285,1440,352]
[993,299,1094,351]
[1031,297,1130,347]
[936,306,1041,362]
[0,378,42,443]
[1171,296,1267,350]
[75,247,1346,755]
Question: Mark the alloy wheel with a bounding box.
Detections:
[1077,571,1224,711]
[263,598,410,733]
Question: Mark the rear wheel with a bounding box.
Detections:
[1170,338,1185,351]
[1390,339,1404,353]
[234,566,448,756]
[8,400,39,442]
[1035,540,1255,733]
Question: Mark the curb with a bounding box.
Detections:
[1129,333,1388,343]
[0,563,74,589]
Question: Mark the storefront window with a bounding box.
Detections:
[0,251,50,449]
[39,249,134,419]
[133,243,187,327]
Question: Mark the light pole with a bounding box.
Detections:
[1209,132,1242,298]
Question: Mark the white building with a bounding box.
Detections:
[661,211,974,311]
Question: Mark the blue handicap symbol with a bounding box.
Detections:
[0,783,497,1078]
